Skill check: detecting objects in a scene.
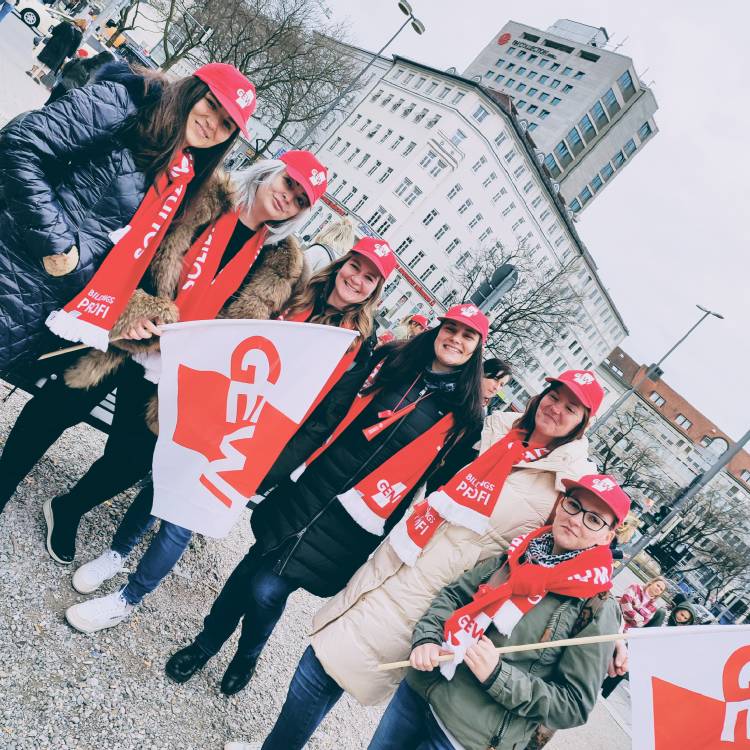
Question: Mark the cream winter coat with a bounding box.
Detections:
[308,411,596,705]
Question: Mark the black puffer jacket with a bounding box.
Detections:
[0,67,153,373]
[251,366,479,597]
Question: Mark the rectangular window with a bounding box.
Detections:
[494,132,507,146]
[390,136,404,151]
[473,105,490,122]
[434,223,449,240]
[415,76,426,89]
[516,99,528,108]
[404,72,414,84]
[600,162,614,181]
[527,104,538,114]
[544,153,560,178]
[550,79,561,89]
[591,174,603,193]
[550,62,560,71]
[539,109,550,120]
[396,237,413,254]
[458,199,473,215]
[528,87,538,97]
[539,92,550,102]
[513,165,526,179]
[472,156,487,172]
[579,114,596,143]
[495,73,505,83]
[468,213,483,229]
[407,250,424,269]
[379,128,393,143]
[394,177,412,197]
[603,88,621,117]
[675,414,693,430]
[429,159,447,178]
[579,187,592,205]
[404,186,422,206]
[419,150,437,169]
[393,68,404,80]
[531,195,542,208]
[538,59,549,68]
[482,172,497,188]
[617,70,636,101]
[370,89,383,102]
[504,149,516,163]
[570,198,581,213]
[574,70,586,79]
[516,83,527,93]
[353,194,368,212]
[419,264,436,281]
[445,238,460,254]
[528,70,537,80]
[492,188,507,203]
[414,108,428,123]
[554,141,573,168]
[426,114,441,129]
[506,62,516,71]
[478,228,492,242]
[506,78,516,87]
[639,122,653,140]
[450,129,467,146]
[422,209,438,226]
[438,86,451,100]
[447,183,462,200]
[367,160,382,177]
[562,84,573,93]
[624,138,637,157]
[591,101,608,128]
[403,141,417,156]
[649,391,666,407]
[501,202,515,217]
[426,82,438,94]
[431,276,447,293]
[517,66,527,75]
[539,74,549,84]
[562,66,573,76]
[528,123,538,131]
[551,96,561,105]
[522,181,533,194]
[452,92,465,104]
[612,150,625,169]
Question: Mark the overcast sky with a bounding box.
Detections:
[324,0,748,441]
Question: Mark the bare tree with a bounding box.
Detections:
[589,403,680,507]
[450,240,583,366]
[104,0,145,48]
[149,0,358,157]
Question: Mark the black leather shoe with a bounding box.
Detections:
[220,653,257,695]
[165,643,212,684]
[43,497,77,564]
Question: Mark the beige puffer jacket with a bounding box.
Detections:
[309,411,596,705]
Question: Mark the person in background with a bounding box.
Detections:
[394,313,429,340]
[666,601,696,626]
[481,357,512,413]
[28,18,87,82]
[45,49,115,104]
[304,216,355,274]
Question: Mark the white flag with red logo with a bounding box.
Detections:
[151,320,357,538]
[629,624,750,749]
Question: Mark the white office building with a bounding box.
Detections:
[463,20,659,214]
[300,55,628,408]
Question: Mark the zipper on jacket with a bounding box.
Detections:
[487,712,512,750]
[277,384,429,574]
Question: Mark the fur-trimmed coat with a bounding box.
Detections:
[63,173,305,426]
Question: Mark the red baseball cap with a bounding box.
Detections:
[410,314,429,329]
[351,237,397,280]
[280,151,328,207]
[193,63,256,138]
[439,304,489,342]
[562,474,631,524]
[545,369,604,417]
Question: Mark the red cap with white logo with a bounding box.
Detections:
[561,474,631,524]
[351,237,397,280]
[545,369,604,416]
[439,304,489,343]
[410,314,429,329]
[193,64,256,138]
[279,151,328,207]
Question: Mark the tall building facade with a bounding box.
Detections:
[463,20,658,214]
[300,55,628,406]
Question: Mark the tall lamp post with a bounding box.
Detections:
[589,304,724,437]
[292,0,426,151]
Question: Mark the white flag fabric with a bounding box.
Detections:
[151,319,357,538]
[629,624,750,749]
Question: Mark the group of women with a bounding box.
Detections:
[0,58,637,750]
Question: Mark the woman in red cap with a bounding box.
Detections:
[0,145,327,563]
[228,367,607,749]
[164,304,487,699]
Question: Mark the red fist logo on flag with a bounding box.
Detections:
[172,335,289,509]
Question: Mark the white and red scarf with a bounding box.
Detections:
[440,525,613,679]
[46,151,195,350]
[388,429,549,566]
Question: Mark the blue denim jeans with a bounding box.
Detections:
[0,2,15,23]
[261,645,344,749]
[369,681,456,750]
[194,544,296,661]
[110,484,193,605]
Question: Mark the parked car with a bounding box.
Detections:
[15,0,73,36]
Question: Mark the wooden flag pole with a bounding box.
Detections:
[376,632,629,672]
[37,337,128,361]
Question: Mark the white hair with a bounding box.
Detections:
[229,159,312,242]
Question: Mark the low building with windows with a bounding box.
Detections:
[300,54,627,404]
[597,348,750,622]
[462,19,659,214]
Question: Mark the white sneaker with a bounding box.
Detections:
[224,743,262,750]
[72,550,127,594]
[65,590,134,634]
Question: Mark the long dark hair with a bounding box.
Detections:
[366,325,484,440]
[513,382,590,451]
[122,72,239,216]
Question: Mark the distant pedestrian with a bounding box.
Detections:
[27,18,86,82]
[304,216,355,274]
[481,357,512,413]
[45,50,115,105]
[394,312,429,340]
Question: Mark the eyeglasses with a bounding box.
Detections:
[560,494,612,532]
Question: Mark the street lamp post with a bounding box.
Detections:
[291,0,425,151]
[589,304,724,437]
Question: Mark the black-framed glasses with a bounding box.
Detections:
[560,494,611,532]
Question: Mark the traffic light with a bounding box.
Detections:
[470,264,519,312]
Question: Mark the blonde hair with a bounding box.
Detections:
[616,512,640,544]
[313,216,355,254]
[646,576,668,590]
[282,251,384,346]
[73,18,88,29]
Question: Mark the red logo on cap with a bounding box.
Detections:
[498,33,511,45]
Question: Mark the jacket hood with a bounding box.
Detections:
[668,601,697,625]
[91,61,157,105]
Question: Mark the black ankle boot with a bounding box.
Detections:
[220,652,258,695]
[42,496,78,564]
[165,643,212,684]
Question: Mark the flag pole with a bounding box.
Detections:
[376,632,629,671]
[37,337,128,361]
